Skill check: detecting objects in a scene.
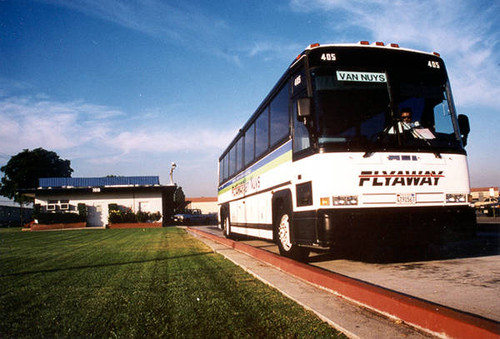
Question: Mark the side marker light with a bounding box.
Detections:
[320,197,331,206]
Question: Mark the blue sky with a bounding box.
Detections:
[0,0,499,197]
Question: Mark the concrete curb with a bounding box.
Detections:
[188,227,500,339]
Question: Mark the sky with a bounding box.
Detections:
[0,0,499,197]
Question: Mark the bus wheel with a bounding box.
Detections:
[275,206,309,262]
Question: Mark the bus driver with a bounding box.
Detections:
[400,108,420,128]
[387,107,421,135]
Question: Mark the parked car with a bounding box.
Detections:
[474,197,499,217]
[473,197,498,209]
[474,197,498,208]
[172,209,217,225]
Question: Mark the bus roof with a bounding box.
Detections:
[290,41,441,68]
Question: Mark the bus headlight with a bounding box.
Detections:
[446,194,467,203]
[332,195,358,206]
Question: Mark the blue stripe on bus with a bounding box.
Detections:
[218,140,292,192]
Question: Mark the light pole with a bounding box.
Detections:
[169,162,177,185]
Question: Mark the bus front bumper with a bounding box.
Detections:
[293,205,476,248]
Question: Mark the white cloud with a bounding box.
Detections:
[39,0,239,64]
[0,97,82,152]
[290,0,500,109]
[38,1,305,67]
[0,94,234,161]
[105,129,228,154]
[246,41,302,58]
[41,0,198,39]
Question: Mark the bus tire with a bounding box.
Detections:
[274,204,309,262]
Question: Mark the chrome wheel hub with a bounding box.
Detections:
[278,214,292,251]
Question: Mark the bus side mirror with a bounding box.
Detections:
[458,114,470,147]
[297,98,312,119]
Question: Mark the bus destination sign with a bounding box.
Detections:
[336,71,386,83]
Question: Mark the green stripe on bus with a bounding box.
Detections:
[218,150,292,196]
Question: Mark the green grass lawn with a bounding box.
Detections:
[0,227,345,338]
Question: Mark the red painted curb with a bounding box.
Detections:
[108,222,162,229]
[188,227,500,339]
[31,222,87,231]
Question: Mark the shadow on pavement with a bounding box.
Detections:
[308,229,500,264]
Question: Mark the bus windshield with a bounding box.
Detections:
[311,68,463,153]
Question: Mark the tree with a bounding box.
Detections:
[0,148,73,203]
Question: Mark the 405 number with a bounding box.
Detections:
[321,53,336,61]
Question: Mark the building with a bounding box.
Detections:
[0,199,32,227]
[23,176,183,227]
[471,187,499,201]
[185,197,218,214]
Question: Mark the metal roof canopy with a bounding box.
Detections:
[39,176,160,188]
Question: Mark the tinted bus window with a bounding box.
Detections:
[236,137,244,172]
[293,100,310,153]
[221,154,229,181]
[229,146,237,176]
[270,84,290,146]
[219,160,223,182]
[245,124,255,165]
[255,109,269,158]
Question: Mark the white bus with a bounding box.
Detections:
[218,42,475,260]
